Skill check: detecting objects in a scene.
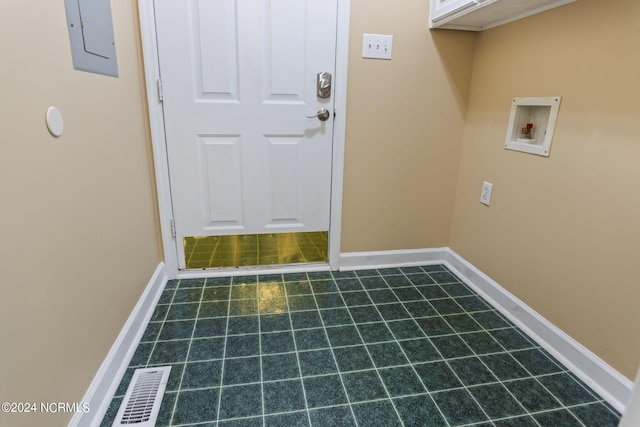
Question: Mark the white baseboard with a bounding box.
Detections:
[340,247,632,413]
[339,247,449,270]
[619,369,640,426]
[68,262,168,427]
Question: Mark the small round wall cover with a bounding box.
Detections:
[46,106,64,137]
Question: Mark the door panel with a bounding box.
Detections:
[195,0,239,100]
[199,135,244,229]
[266,136,303,227]
[154,0,338,268]
[264,0,305,102]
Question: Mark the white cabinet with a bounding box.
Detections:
[430,0,476,24]
[429,0,577,31]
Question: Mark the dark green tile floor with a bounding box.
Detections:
[101,265,621,426]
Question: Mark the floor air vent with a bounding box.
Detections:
[112,366,171,426]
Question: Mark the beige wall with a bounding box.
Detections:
[341,0,476,252]
[450,0,640,379]
[0,2,160,426]
[2,0,637,425]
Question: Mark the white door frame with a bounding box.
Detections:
[137,0,350,277]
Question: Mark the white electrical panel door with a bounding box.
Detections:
[64,0,118,77]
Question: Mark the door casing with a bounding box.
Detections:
[137,0,351,277]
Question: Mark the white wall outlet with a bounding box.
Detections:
[480,181,493,206]
[362,33,393,60]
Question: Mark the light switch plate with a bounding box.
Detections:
[362,33,393,60]
[480,181,493,206]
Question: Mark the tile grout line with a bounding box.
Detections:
[367,268,452,427]
[337,271,411,427]
[164,363,586,395]
[306,270,361,426]
[206,235,222,268]
[168,280,209,426]
[143,280,180,368]
[144,279,179,425]
[144,314,521,341]
[282,273,314,427]
[256,278,266,427]
[213,278,235,425]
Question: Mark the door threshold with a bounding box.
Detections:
[175,262,332,280]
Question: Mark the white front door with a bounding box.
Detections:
[154,0,338,268]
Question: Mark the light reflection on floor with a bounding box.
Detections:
[183,232,328,269]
